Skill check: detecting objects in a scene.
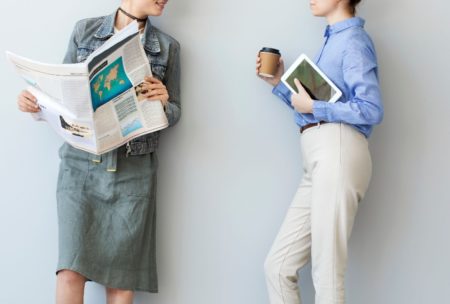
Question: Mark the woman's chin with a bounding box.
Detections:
[146,9,164,17]
[310,7,326,17]
[312,12,326,17]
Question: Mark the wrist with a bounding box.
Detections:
[308,99,314,113]
[271,78,281,87]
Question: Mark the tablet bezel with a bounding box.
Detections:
[281,53,342,103]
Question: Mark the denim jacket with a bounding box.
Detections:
[63,11,181,155]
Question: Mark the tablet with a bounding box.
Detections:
[281,54,342,103]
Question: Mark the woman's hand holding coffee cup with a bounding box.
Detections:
[291,78,314,113]
[256,47,284,87]
[256,56,284,87]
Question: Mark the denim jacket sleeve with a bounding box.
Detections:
[62,22,79,64]
[163,41,181,127]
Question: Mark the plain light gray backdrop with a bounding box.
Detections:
[1,0,449,303]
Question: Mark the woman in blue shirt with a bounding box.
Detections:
[256,0,383,303]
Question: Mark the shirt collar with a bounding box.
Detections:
[324,17,365,37]
[94,11,161,54]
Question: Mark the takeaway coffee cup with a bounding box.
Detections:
[259,47,281,78]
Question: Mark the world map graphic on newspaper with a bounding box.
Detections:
[90,56,132,111]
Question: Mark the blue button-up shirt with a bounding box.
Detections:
[272,17,383,138]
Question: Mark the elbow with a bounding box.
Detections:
[356,97,384,125]
[167,103,181,127]
[374,100,384,124]
[366,107,384,125]
[372,108,384,125]
[170,114,181,127]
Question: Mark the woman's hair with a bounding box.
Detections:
[348,0,362,15]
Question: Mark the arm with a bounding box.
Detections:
[312,45,384,125]
[163,41,181,127]
[62,22,79,64]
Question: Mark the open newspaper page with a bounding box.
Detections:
[86,22,169,154]
[6,53,96,151]
[6,21,168,155]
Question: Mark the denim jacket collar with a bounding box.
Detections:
[94,11,161,54]
[324,17,365,37]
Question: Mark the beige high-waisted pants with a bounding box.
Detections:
[264,123,372,304]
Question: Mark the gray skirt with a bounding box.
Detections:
[55,142,158,292]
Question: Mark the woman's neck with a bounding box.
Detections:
[326,8,354,26]
[115,3,147,31]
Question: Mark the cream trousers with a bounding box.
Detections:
[264,123,372,304]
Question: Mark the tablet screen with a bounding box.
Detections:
[284,59,338,101]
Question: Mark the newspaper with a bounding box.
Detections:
[6,21,169,155]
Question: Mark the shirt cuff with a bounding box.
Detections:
[313,100,329,121]
[272,81,291,97]
[272,81,294,109]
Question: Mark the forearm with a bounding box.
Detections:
[164,101,181,127]
[163,42,181,127]
[313,97,384,125]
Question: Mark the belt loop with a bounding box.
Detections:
[90,153,102,163]
[106,149,118,172]
[126,141,131,158]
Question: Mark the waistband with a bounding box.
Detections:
[90,149,120,172]
[300,121,328,133]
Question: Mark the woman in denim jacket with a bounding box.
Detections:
[17,1,180,303]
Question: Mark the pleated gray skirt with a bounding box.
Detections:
[55,142,158,292]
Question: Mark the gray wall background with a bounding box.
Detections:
[1,0,449,303]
